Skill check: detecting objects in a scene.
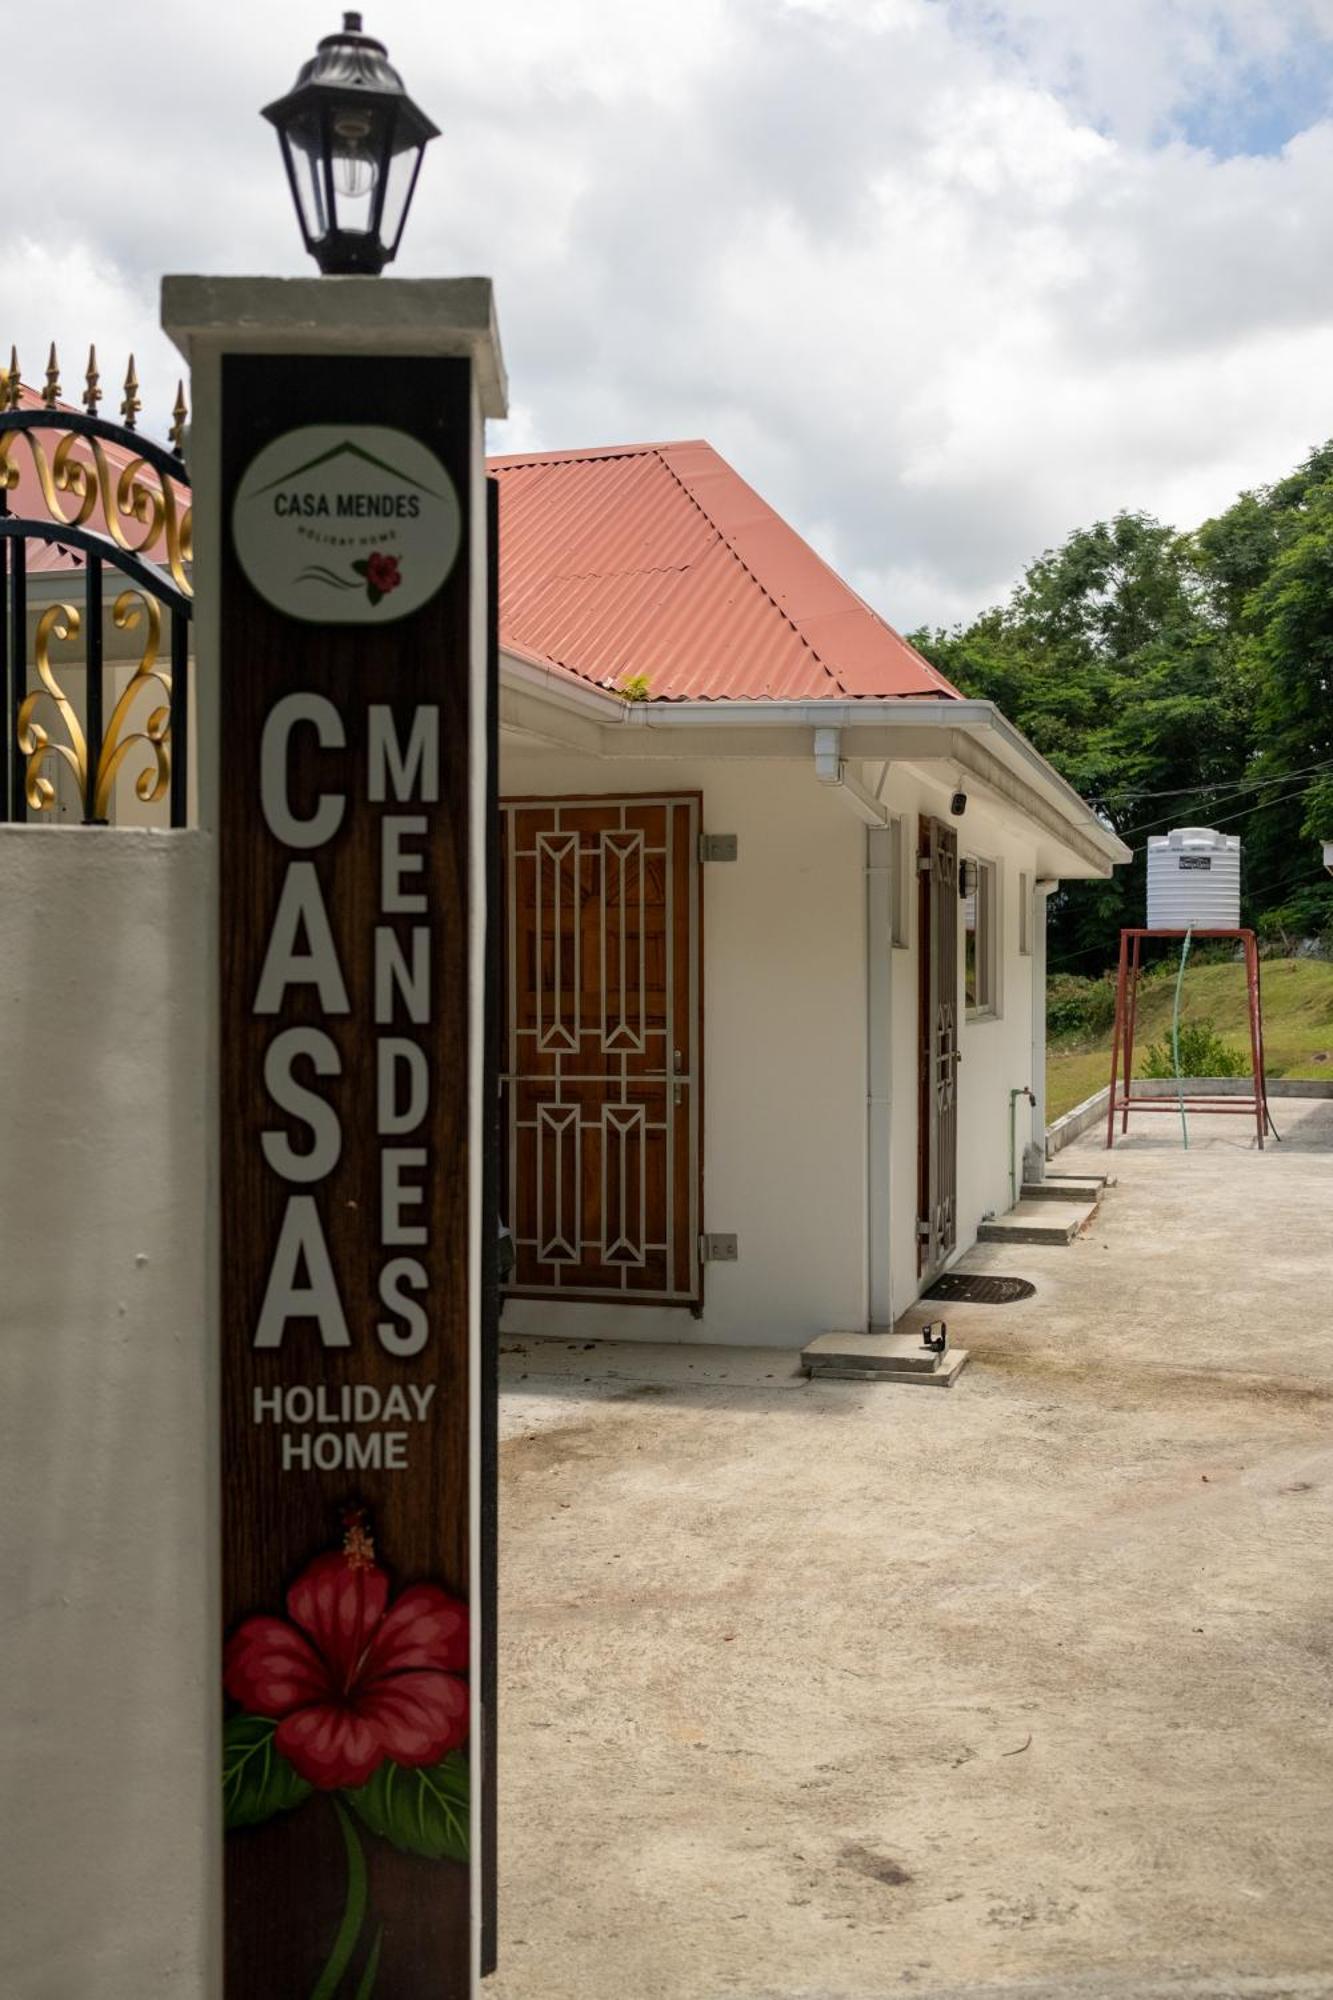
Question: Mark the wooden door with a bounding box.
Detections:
[501,795,701,1305]
[918,814,959,1274]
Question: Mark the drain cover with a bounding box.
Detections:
[922,1273,1036,1304]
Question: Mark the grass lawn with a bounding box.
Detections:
[1047,955,1333,1120]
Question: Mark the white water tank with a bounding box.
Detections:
[1146,827,1241,928]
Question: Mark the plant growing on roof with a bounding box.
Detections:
[618,672,652,702]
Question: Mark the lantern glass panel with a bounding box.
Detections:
[284,110,330,245]
[379,137,423,255]
[328,97,392,236]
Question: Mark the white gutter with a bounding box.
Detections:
[623,697,1127,859]
[501,648,634,722]
[498,657,1129,875]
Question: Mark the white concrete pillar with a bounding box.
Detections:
[0,277,506,2000]
[162,275,505,1997]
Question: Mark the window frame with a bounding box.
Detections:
[962,855,1001,1019]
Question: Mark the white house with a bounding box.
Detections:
[490,439,1129,1349]
[3,372,1127,1352]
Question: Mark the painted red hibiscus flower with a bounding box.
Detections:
[365,550,402,594]
[224,1519,468,1790]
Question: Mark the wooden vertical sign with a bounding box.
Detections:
[219,351,484,1997]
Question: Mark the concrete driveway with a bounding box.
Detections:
[491,1101,1333,2000]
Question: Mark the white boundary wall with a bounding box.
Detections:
[0,825,216,1998]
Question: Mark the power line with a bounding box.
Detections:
[1117,766,1333,841]
[1130,773,1324,850]
[1050,754,1333,851]
[1093,753,1333,809]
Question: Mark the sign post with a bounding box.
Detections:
[164,277,505,1998]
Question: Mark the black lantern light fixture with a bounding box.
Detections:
[263,13,439,276]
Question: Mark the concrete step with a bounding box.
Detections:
[1021,1176,1105,1203]
[1046,1169,1113,1189]
[977,1198,1098,1245]
[802,1329,970,1386]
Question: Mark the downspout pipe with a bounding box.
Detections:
[1030,878,1058,1178]
[1010,1087,1036,1207]
[813,727,891,827]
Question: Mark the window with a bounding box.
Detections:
[962,857,999,1016]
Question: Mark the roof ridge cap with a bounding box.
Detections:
[655,443,955,698]
[488,438,710,472]
[647,445,848,696]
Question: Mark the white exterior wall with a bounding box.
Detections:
[499,738,1047,1347]
[0,825,216,1999]
[498,746,869,1347]
[878,765,1041,1323]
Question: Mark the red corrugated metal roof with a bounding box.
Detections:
[489,439,959,702]
[13,413,958,703]
[1,386,185,573]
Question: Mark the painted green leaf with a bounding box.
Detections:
[367,583,384,607]
[222,1713,312,1830]
[344,1752,469,1862]
[351,559,370,577]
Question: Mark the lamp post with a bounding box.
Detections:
[263,12,439,275]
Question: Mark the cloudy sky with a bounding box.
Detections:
[8,0,1333,629]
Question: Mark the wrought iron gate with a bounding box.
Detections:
[500,794,702,1305]
[917,813,959,1274]
[0,346,192,827]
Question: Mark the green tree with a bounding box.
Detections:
[1197,446,1333,939]
[915,513,1246,969]
[915,455,1333,967]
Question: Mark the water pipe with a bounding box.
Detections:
[1009,1086,1036,1206]
[1171,927,1194,1151]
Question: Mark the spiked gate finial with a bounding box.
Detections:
[84,345,101,416]
[121,354,140,431]
[43,342,60,409]
[169,380,189,455]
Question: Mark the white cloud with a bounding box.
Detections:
[5,0,1333,630]
[944,0,1333,144]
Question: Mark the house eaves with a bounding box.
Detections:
[499,650,1129,881]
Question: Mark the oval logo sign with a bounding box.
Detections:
[232,425,462,625]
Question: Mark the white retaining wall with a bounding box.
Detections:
[0,825,216,1999]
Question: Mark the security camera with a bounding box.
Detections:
[950,790,967,817]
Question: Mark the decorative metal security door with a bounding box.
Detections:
[501,794,701,1305]
[917,814,959,1274]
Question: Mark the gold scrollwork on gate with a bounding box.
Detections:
[95,591,171,816]
[17,590,172,818]
[0,427,192,596]
[18,604,88,811]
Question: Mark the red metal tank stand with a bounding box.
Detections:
[1105,928,1268,1149]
